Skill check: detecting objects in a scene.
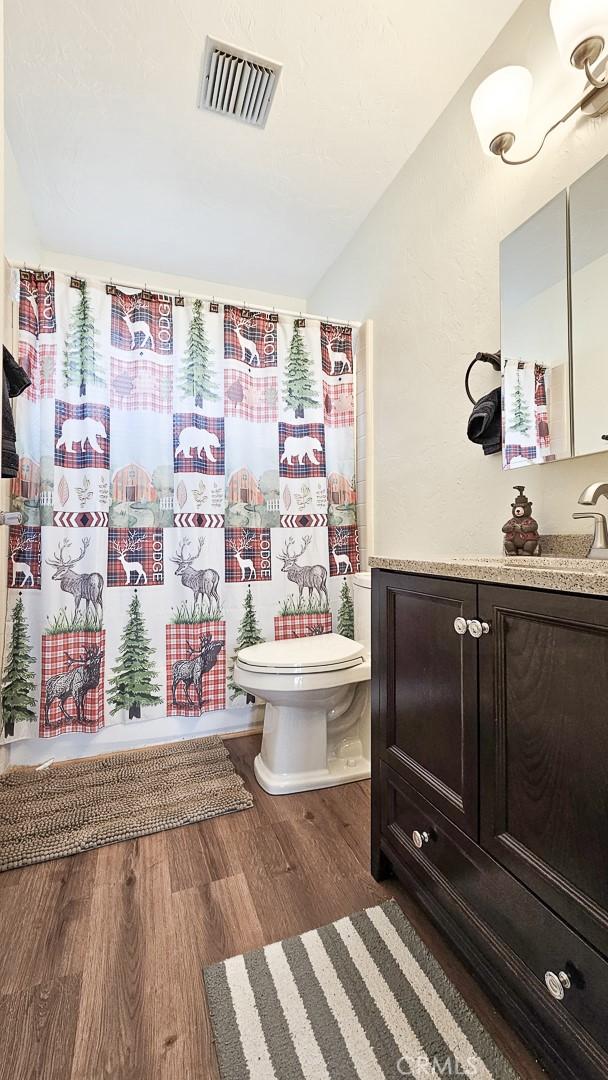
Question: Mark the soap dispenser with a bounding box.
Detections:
[502,486,541,556]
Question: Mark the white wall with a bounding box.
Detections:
[41,250,307,314]
[4,134,306,312]
[4,137,42,264]
[309,0,608,560]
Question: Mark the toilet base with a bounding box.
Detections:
[253,750,371,795]
[251,682,371,796]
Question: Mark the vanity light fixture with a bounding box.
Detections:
[471,0,608,165]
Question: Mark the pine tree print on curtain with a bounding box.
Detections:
[338,579,354,639]
[63,280,104,397]
[284,321,319,419]
[179,298,219,409]
[108,591,162,719]
[1,593,36,737]
[1,270,359,744]
[228,585,264,704]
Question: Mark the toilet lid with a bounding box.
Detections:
[237,632,365,673]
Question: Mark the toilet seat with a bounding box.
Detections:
[237,632,365,675]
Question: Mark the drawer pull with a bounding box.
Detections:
[453,617,468,636]
[544,970,571,1000]
[412,830,431,849]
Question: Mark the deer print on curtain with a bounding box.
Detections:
[0,270,359,742]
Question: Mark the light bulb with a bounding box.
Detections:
[471,66,533,157]
[550,0,608,67]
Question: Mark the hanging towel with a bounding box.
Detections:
[534,365,552,455]
[2,346,31,478]
[502,359,552,468]
[467,386,502,455]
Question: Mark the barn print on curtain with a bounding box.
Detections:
[0,271,359,742]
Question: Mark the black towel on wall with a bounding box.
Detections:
[2,346,31,478]
[467,386,502,456]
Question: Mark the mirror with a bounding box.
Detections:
[570,155,608,459]
[500,192,571,470]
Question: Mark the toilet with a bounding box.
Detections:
[234,572,371,794]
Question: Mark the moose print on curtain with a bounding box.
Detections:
[0,270,359,743]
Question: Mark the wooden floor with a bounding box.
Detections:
[0,734,546,1080]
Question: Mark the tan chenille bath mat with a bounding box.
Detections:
[0,735,253,871]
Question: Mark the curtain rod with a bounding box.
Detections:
[10,261,361,329]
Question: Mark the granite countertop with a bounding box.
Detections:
[369,535,608,597]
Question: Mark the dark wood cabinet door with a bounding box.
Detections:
[372,570,479,838]
[479,584,608,957]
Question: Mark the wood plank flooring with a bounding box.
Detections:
[0,734,546,1079]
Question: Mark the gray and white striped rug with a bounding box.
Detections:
[204,900,519,1079]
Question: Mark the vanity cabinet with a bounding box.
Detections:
[372,568,608,1080]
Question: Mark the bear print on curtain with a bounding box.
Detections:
[0,270,359,742]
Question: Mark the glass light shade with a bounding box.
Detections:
[550,0,608,65]
[471,66,533,156]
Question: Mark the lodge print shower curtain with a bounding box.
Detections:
[1,269,359,742]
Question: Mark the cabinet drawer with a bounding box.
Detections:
[380,762,608,1062]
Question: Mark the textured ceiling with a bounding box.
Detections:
[6,0,522,297]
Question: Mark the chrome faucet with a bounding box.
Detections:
[573,483,608,558]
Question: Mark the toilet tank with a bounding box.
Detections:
[353,571,371,653]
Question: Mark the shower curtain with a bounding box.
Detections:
[1,269,359,742]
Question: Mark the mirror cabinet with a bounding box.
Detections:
[500,154,608,470]
[570,155,608,459]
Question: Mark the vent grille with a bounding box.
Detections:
[199,38,281,128]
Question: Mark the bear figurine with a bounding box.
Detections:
[502,486,541,557]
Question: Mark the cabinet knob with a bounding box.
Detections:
[412,830,430,849]
[453,617,468,636]
[467,619,491,638]
[544,970,571,1000]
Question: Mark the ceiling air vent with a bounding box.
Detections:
[199,37,282,128]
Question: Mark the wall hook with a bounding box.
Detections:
[465,351,501,405]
